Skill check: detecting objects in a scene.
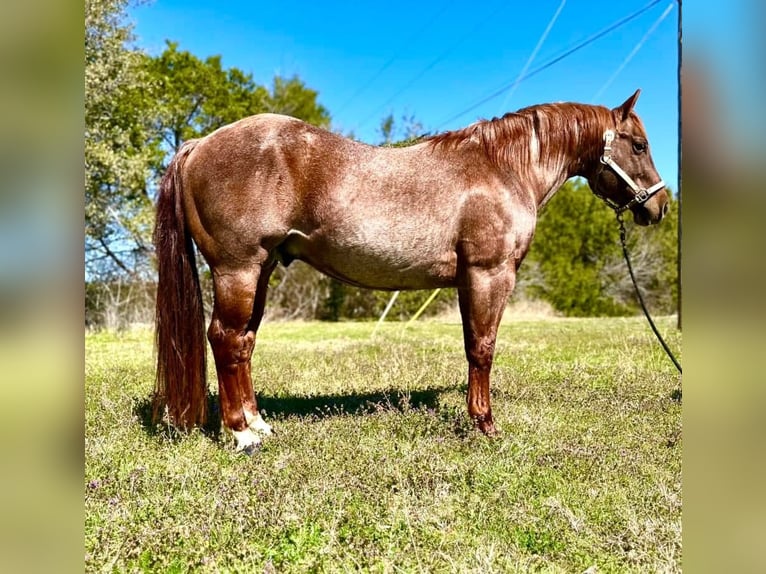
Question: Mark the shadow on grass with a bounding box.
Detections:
[258,385,449,419]
[133,394,222,441]
[134,384,459,439]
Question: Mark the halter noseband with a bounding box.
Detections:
[596,129,665,214]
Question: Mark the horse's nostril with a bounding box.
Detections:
[662,202,669,217]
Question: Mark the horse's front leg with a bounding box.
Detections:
[458,264,515,435]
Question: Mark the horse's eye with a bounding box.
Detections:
[633,141,647,154]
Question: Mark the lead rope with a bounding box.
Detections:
[616,212,682,374]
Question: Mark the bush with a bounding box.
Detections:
[85,280,155,330]
[522,179,678,316]
[317,280,456,322]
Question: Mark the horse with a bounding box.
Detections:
[153,89,668,454]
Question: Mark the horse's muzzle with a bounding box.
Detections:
[633,193,669,226]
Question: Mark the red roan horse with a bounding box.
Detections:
[153,89,668,454]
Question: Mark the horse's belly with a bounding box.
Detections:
[313,250,457,290]
[283,228,458,290]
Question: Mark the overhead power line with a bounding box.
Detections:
[496,0,568,115]
[335,0,455,116]
[437,0,665,129]
[355,0,510,133]
[590,0,675,103]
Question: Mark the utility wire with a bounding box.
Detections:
[355,0,510,133]
[591,0,675,103]
[496,0,568,115]
[336,0,455,116]
[437,0,664,129]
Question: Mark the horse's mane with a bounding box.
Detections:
[427,103,617,173]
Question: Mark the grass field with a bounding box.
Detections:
[85,315,681,572]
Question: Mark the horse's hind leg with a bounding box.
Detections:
[239,260,277,438]
[207,266,263,454]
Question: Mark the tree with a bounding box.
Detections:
[378,113,424,145]
[144,43,263,154]
[145,42,330,156]
[599,193,678,314]
[85,31,331,279]
[85,0,158,278]
[520,179,678,316]
[268,76,331,128]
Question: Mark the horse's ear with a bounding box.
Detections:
[614,89,641,121]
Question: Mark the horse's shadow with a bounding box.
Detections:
[134,384,455,441]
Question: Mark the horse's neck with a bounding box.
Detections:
[527,118,602,210]
[535,172,571,210]
[528,147,579,210]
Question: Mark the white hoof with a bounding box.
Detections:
[245,411,273,437]
[232,428,262,455]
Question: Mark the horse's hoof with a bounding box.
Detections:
[240,442,262,456]
[233,428,263,455]
[248,413,275,437]
[475,418,499,437]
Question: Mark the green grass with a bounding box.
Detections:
[85,316,681,572]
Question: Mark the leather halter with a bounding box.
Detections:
[595,129,665,214]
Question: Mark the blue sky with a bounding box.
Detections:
[129,0,680,188]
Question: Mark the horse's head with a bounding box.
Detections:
[588,89,669,226]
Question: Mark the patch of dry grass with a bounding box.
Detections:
[85,317,681,572]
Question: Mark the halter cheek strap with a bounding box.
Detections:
[598,129,665,214]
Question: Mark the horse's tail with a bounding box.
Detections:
[152,140,207,429]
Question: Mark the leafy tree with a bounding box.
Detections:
[145,43,330,155]
[85,29,331,279]
[85,0,158,277]
[268,76,331,128]
[378,113,424,145]
[143,42,270,154]
[379,114,395,145]
[599,192,678,314]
